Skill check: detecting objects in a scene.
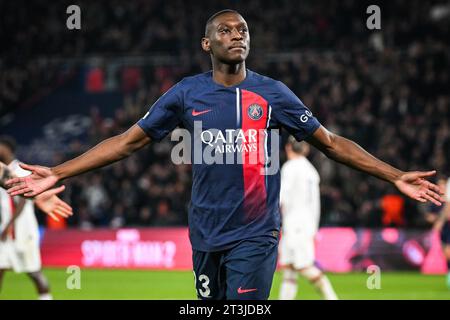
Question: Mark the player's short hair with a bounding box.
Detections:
[0,135,16,153]
[287,136,308,154]
[204,9,242,36]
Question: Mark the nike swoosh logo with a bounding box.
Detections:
[237,287,258,294]
[192,109,212,116]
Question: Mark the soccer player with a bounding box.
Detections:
[0,136,73,299]
[425,177,450,288]
[6,10,444,300]
[278,137,337,300]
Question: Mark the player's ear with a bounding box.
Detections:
[201,37,211,53]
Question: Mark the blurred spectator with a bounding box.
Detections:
[381,194,405,227]
[121,67,141,93]
[153,199,183,226]
[86,67,105,93]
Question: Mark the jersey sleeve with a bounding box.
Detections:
[270,81,321,141]
[12,162,31,178]
[137,81,184,142]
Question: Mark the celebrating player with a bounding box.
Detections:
[6,10,444,300]
[278,137,338,300]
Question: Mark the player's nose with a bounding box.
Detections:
[231,28,243,40]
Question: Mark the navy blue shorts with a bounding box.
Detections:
[192,235,278,300]
[441,222,450,244]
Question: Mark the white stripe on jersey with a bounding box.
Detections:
[236,88,240,127]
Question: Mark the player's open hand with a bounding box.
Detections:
[6,163,59,197]
[34,185,73,221]
[394,170,445,205]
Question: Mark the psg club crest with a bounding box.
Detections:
[247,104,263,121]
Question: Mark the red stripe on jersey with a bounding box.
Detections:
[8,196,15,240]
[240,89,268,221]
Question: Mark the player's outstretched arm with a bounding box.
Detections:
[0,197,26,241]
[6,124,151,197]
[306,125,445,205]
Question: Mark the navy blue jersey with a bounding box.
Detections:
[138,69,321,251]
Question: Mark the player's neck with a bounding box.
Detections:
[212,61,246,87]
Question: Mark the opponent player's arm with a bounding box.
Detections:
[0,197,26,241]
[306,125,444,205]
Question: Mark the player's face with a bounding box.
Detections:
[203,13,250,64]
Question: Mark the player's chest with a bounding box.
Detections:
[182,88,270,131]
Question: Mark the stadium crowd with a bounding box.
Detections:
[1,0,449,228]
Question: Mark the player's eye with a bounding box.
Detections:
[219,28,230,34]
[240,28,248,33]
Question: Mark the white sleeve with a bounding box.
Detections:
[11,162,31,178]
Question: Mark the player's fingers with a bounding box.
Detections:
[426,181,445,195]
[414,194,427,203]
[24,190,38,197]
[50,185,66,195]
[416,170,436,178]
[5,177,23,187]
[5,180,25,191]
[8,186,32,196]
[56,206,72,216]
[426,188,445,203]
[61,203,73,214]
[47,211,60,222]
[55,198,73,212]
[19,162,37,172]
[420,192,441,206]
[54,208,70,218]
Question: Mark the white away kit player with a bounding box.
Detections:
[278,136,338,300]
[0,137,52,300]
